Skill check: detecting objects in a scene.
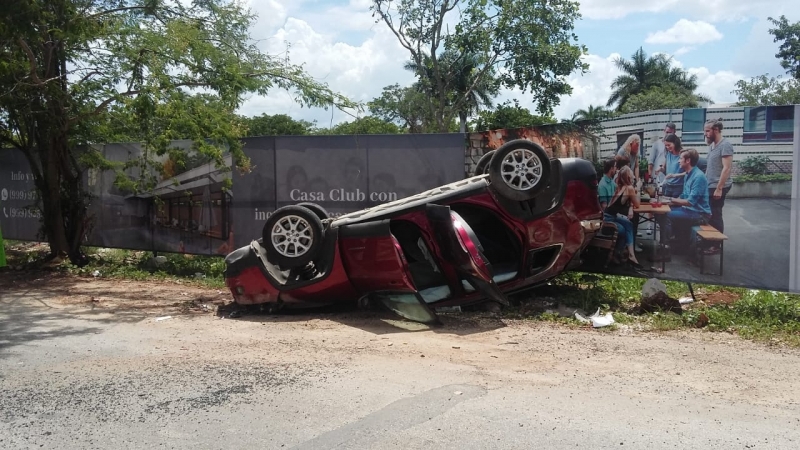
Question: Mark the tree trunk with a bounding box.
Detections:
[459,111,467,133]
[34,135,89,266]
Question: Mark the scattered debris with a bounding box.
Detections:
[435,306,462,313]
[695,313,710,328]
[575,308,616,328]
[154,316,172,322]
[678,296,694,305]
[229,310,242,319]
[92,270,101,277]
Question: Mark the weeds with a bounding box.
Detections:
[2,240,226,288]
[516,271,800,348]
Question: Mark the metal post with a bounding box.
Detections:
[790,105,800,292]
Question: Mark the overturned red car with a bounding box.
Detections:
[224,140,603,324]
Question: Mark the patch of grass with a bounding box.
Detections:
[538,272,800,347]
[2,241,226,288]
[649,312,685,331]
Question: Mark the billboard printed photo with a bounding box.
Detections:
[2,112,799,295]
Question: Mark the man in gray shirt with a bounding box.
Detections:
[648,122,676,184]
[702,118,734,254]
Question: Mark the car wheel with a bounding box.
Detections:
[488,139,551,201]
[474,150,494,176]
[262,205,324,269]
[297,202,329,220]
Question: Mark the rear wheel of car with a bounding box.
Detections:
[474,150,494,176]
[262,205,324,269]
[488,139,551,201]
[297,202,329,220]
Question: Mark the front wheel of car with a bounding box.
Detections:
[488,139,551,201]
[262,205,324,269]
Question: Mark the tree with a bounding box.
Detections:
[368,84,438,133]
[371,0,586,132]
[314,116,402,135]
[768,15,800,80]
[404,51,499,133]
[607,47,708,111]
[571,105,616,122]
[242,114,314,136]
[732,74,800,106]
[474,100,556,131]
[619,86,706,114]
[0,0,353,264]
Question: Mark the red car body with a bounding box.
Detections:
[224,144,604,324]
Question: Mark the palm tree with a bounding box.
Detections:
[606,47,709,110]
[571,105,615,122]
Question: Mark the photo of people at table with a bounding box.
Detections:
[588,118,745,281]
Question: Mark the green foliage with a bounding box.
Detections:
[403,50,500,132]
[313,116,403,135]
[607,47,709,111]
[768,15,800,80]
[371,0,587,131]
[571,105,617,122]
[521,271,800,347]
[619,85,704,114]
[64,248,225,288]
[737,155,771,175]
[368,84,440,133]
[0,0,355,261]
[241,114,314,136]
[474,100,556,131]
[732,173,792,183]
[732,74,800,106]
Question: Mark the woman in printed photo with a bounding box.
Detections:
[604,165,643,269]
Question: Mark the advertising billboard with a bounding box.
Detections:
[2,115,799,294]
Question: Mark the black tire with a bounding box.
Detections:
[296,202,329,220]
[262,205,325,269]
[488,139,551,201]
[474,150,494,176]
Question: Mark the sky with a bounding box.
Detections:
[237,0,798,126]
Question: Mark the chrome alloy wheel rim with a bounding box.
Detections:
[271,214,314,257]
[500,148,543,191]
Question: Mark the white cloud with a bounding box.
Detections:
[687,67,745,105]
[673,46,695,56]
[578,0,797,22]
[645,20,723,45]
[238,16,414,126]
[552,54,623,120]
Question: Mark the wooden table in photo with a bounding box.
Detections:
[633,204,671,273]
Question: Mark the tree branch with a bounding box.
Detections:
[17,39,43,85]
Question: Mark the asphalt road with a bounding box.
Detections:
[592,198,794,292]
[1,277,800,449]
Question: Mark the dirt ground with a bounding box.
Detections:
[2,270,800,449]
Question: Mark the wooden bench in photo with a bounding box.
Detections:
[692,224,728,275]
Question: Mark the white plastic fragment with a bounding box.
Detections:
[577,307,616,328]
[678,296,694,304]
[154,316,172,322]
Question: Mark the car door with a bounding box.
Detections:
[340,220,441,325]
[425,204,510,306]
